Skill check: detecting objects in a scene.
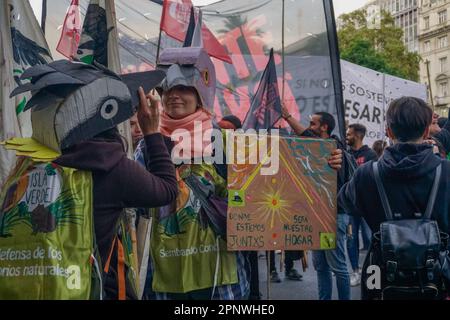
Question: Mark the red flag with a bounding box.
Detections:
[160,0,232,64]
[56,0,81,59]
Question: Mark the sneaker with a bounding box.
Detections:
[270,271,281,283]
[285,268,303,281]
[350,272,361,286]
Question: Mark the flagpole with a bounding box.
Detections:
[41,0,47,34]
[155,29,162,65]
[281,0,285,103]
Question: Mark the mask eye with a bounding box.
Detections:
[202,70,209,85]
[100,99,118,120]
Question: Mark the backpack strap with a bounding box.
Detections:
[104,236,117,274]
[373,162,443,221]
[424,163,442,220]
[372,161,394,221]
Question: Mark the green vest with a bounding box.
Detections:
[0,156,97,299]
[151,164,238,294]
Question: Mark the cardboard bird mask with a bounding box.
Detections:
[10,60,165,153]
[157,47,216,110]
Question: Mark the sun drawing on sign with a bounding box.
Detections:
[253,180,291,230]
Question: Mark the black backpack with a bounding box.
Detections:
[361,162,450,300]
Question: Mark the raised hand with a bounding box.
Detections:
[137,87,160,135]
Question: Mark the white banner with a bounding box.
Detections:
[1,0,52,185]
[341,60,427,147]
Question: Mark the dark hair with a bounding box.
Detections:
[94,127,128,153]
[372,140,387,159]
[386,97,432,142]
[221,115,242,129]
[315,112,335,135]
[348,123,367,139]
[438,117,448,129]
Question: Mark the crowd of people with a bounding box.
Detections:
[1,44,450,300]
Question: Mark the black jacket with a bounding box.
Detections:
[55,134,178,264]
[338,143,450,234]
[349,145,377,166]
[434,127,450,156]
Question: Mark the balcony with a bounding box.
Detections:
[435,96,450,106]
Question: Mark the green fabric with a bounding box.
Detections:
[0,158,94,299]
[117,210,139,298]
[151,164,238,294]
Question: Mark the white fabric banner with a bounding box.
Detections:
[341,60,427,147]
[0,0,52,185]
[105,0,133,159]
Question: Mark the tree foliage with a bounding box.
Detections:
[338,10,420,82]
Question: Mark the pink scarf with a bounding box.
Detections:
[160,108,213,160]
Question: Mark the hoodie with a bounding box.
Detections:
[338,143,450,234]
[54,133,178,264]
[348,145,377,166]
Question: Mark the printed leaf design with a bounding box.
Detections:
[0,201,32,237]
[45,164,57,176]
[158,207,198,236]
[48,189,83,227]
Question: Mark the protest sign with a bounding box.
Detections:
[227,134,337,251]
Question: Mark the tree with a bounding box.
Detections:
[338,9,420,82]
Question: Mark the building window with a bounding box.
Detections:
[438,35,448,49]
[438,10,447,24]
[424,40,431,51]
[440,82,448,97]
[440,57,448,73]
[424,16,430,29]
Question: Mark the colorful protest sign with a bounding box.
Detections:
[227,134,337,251]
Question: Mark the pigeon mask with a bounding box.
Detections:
[157,47,216,110]
[10,60,166,152]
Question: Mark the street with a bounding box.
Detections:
[257,250,364,300]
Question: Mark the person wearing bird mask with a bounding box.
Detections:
[135,47,250,300]
[0,60,178,300]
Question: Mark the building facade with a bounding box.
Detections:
[418,0,450,116]
[362,0,419,52]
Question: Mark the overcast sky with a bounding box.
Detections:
[30,0,369,23]
[333,0,368,17]
[192,0,368,17]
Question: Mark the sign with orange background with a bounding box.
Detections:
[227,135,337,251]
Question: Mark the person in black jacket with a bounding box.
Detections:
[430,112,450,158]
[345,123,376,286]
[338,97,450,298]
[346,124,378,166]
